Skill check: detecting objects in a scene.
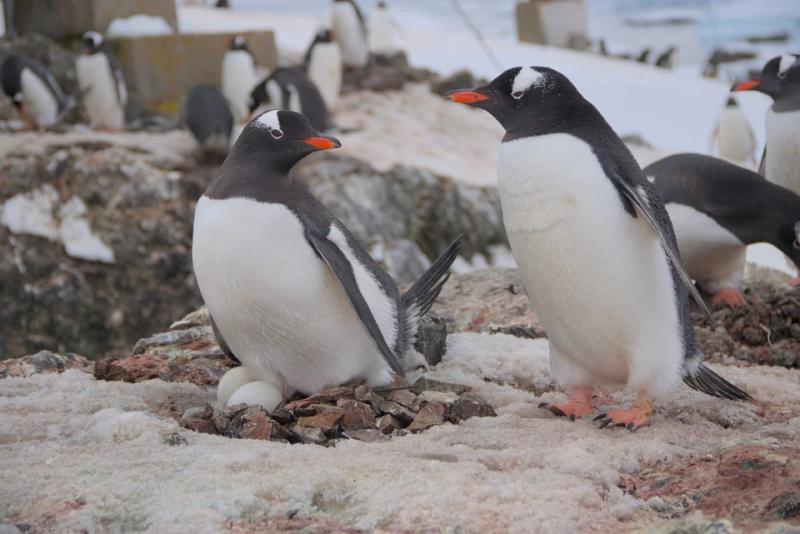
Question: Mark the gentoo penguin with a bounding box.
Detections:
[76,31,127,131]
[331,0,369,69]
[732,54,800,190]
[655,47,676,69]
[636,48,651,63]
[192,110,462,410]
[303,28,343,108]
[222,35,258,124]
[367,1,399,57]
[181,85,234,153]
[248,67,329,131]
[1,54,71,128]
[447,67,750,429]
[710,96,756,167]
[646,153,800,307]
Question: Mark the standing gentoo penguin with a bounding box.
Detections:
[710,96,756,167]
[646,153,800,307]
[367,1,399,57]
[222,35,258,124]
[192,110,461,410]
[447,67,750,429]
[76,31,127,131]
[732,54,800,189]
[1,55,71,128]
[331,0,369,69]
[303,28,342,108]
[248,67,330,131]
[181,85,234,153]
[655,47,676,69]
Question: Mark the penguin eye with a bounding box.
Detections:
[778,70,788,79]
[270,129,283,139]
[512,91,524,99]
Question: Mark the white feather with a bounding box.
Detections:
[255,109,281,133]
[332,2,369,68]
[221,50,257,123]
[764,107,800,194]
[713,105,756,166]
[76,53,125,130]
[20,68,59,127]
[367,7,398,55]
[307,42,342,108]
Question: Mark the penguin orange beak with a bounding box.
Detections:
[731,79,761,92]
[304,136,341,150]
[445,89,490,105]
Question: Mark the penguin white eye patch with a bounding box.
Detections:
[778,55,798,78]
[511,67,544,99]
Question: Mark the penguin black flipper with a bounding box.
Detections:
[304,226,405,376]
[758,146,767,176]
[210,314,240,365]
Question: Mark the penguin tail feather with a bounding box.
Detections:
[683,362,752,401]
[401,235,463,321]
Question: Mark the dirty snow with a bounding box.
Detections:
[57,197,115,264]
[106,15,174,38]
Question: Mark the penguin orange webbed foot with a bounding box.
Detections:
[711,287,747,309]
[594,397,653,431]
[540,386,594,421]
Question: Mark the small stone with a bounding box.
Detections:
[297,407,345,431]
[162,431,188,446]
[182,416,217,435]
[354,384,371,402]
[407,402,446,432]
[377,414,401,434]
[370,393,416,423]
[418,390,458,405]
[344,429,390,443]
[338,400,375,431]
[413,314,448,365]
[225,406,275,440]
[270,407,295,425]
[448,393,497,422]
[384,389,420,411]
[306,386,355,404]
[293,426,328,445]
[410,378,470,395]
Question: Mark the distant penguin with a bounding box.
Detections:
[732,54,800,191]
[655,47,676,69]
[447,67,750,430]
[646,153,800,305]
[710,96,756,167]
[181,85,234,153]
[332,0,369,68]
[222,35,258,123]
[192,109,461,410]
[304,28,342,108]
[368,1,399,57]
[636,48,651,63]
[76,31,127,130]
[598,39,609,56]
[249,67,329,131]
[1,54,70,128]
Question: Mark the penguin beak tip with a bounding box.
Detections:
[731,79,761,92]
[304,136,341,150]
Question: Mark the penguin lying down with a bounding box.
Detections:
[447,67,751,430]
[193,109,462,412]
[646,153,800,307]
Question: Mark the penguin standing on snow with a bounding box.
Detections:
[76,31,127,131]
[181,85,234,154]
[222,35,258,124]
[447,67,750,430]
[331,0,369,69]
[1,55,71,128]
[248,67,329,131]
[367,1,399,57]
[304,28,342,108]
[732,54,800,189]
[646,153,800,307]
[710,96,756,167]
[192,109,461,410]
[655,47,676,69]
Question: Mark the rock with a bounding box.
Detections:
[384,389,421,412]
[338,400,375,431]
[225,406,284,441]
[414,315,448,366]
[370,393,416,424]
[297,407,345,432]
[95,354,169,382]
[407,402,446,432]
[303,386,355,404]
[292,426,328,445]
[354,384,371,402]
[448,393,497,422]
[376,414,401,435]
[369,238,431,286]
[343,429,390,443]
[418,390,458,405]
[0,350,92,378]
[180,405,216,435]
[341,52,436,93]
[410,378,470,395]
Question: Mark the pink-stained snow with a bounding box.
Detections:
[2,333,797,532]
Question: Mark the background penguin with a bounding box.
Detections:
[192,109,462,410]
[248,67,330,131]
[710,96,756,167]
[181,85,233,154]
[303,28,342,108]
[332,0,369,69]
[655,46,676,69]
[222,35,258,124]
[1,54,71,128]
[367,1,400,57]
[646,153,800,306]
[76,31,127,131]
[732,54,800,187]
[447,67,750,430]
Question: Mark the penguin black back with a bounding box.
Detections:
[182,85,233,150]
[248,67,329,131]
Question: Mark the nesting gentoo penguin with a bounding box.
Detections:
[710,96,756,167]
[645,153,800,307]
[331,0,369,69]
[447,67,750,429]
[1,55,71,128]
[367,1,399,57]
[248,67,329,131]
[76,31,127,131]
[222,35,258,124]
[303,28,342,108]
[732,54,800,190]
[193,110,462,410]
[181,85,234,154]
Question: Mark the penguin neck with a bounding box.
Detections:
[772,89,800,113]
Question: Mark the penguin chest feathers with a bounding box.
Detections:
[20,69,59,127]
[76,54,124,129]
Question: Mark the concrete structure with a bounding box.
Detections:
[516,0,588,50]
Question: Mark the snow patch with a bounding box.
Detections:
[58,196,115,263]
[107,15,174,37]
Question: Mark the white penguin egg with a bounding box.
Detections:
[216,366,255,405]
[226,381,283,412]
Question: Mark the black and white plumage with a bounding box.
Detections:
[222,35,258,124]
[248,67,330,131]
[1,54,70,128]
[181,85,234,153]
[192,110,461,410]
[303,28,342,108]
[654,47,676,69]
[710,96,756,166]
[447,67,749,428]
[331,0,369,68]
[646,153,800,303]
[76,31,127,130]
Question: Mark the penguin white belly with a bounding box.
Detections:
[715,109,755,165]
[20,69,59,128]
[498,134,683,396]
[368,11,397,55]
[765,109,800,193]
[308,43,342,108]
[192,196,396,396]
[222,51,256,123]
[666,203,746,293]
[76,54,124,130]
[332,4,369,68]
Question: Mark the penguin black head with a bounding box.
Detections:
[1,55,24,110]
[230,35,249,52]
[315,28,334,43]
[731,54,800,101]
[82,31,104,55]
[378,1,388,8]
[247,78,274,115]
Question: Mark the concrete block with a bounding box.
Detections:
[516,0,587,49]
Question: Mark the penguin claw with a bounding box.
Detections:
[595,402,653,431]
[592,412,607,422]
